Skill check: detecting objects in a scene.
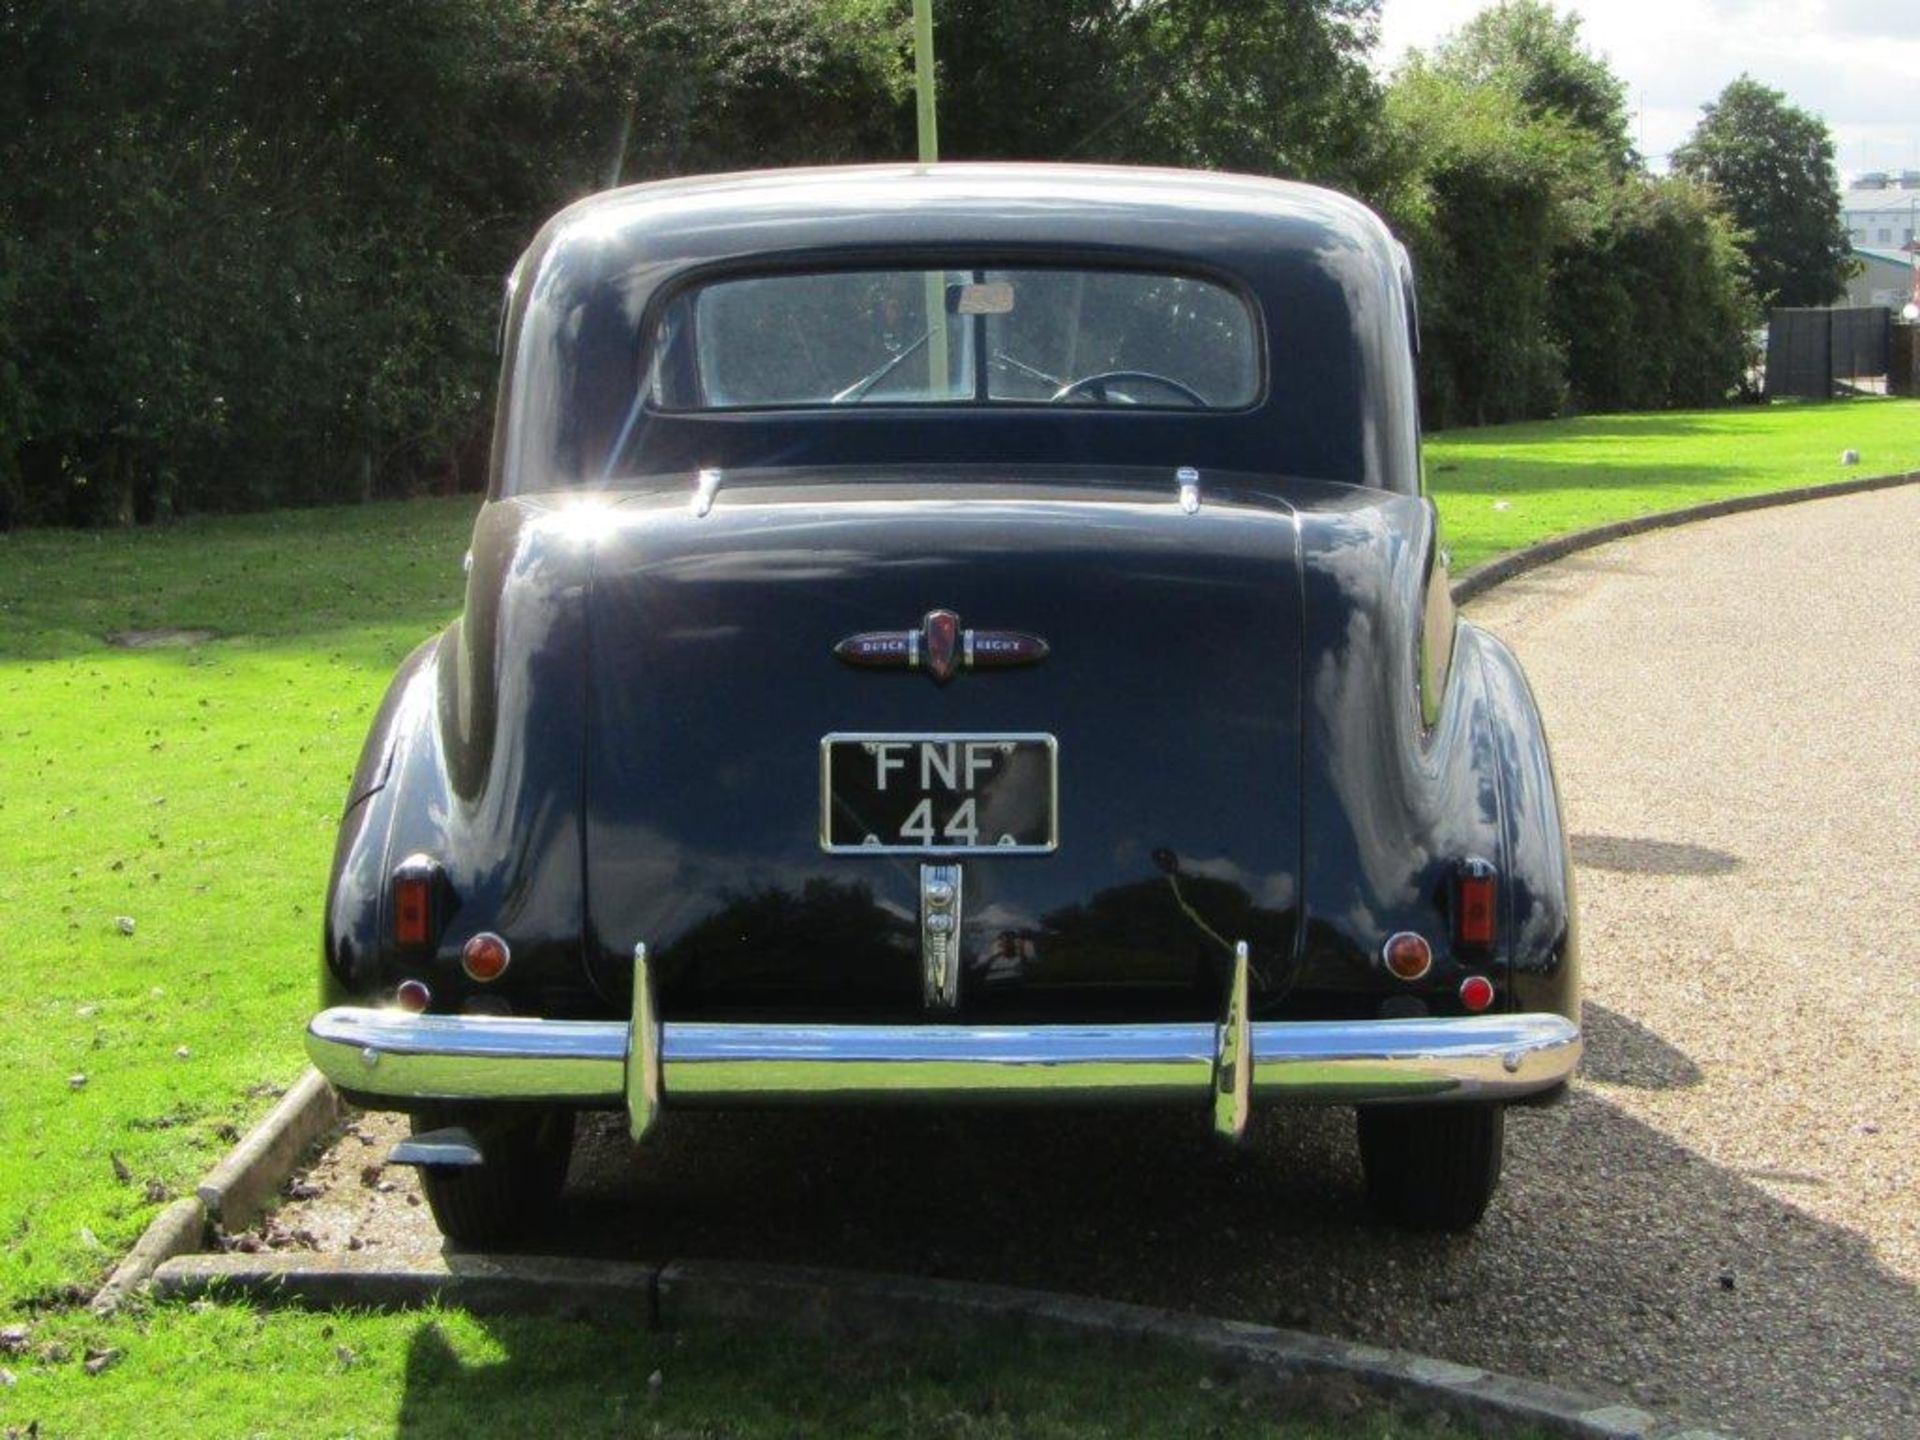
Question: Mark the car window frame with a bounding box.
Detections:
[634,252,1272,420]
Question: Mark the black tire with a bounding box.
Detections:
[410,1104,575,1247]
[1356,1102,1504,1232]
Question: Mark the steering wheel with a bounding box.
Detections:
[1048,370,1208,407]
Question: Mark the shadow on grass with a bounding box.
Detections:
[1432,412,1742,447]
[0,496,478,663]
[389,1062,1919,1438]
[1434,455,1760,496]
[385,1287,1438,1439]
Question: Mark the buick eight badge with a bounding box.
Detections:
[834,609,1049,683]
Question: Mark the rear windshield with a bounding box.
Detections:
[648,267,1261,412]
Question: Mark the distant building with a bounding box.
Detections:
[1842,171,1920,252]
[1843,247,1917,310]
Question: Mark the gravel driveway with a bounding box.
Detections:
[282,486,1920,1439]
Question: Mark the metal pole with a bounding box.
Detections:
[913,0,939,164]
[913,0,949,394]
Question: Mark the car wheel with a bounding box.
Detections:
[410,1103,575,1247]
[1355,1102,1504,1231]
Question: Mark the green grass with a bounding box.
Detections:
[1427,398,1920,569]
[2,1304,1496,1440]
[0,397,1914,1435]
[0,498,480,1311]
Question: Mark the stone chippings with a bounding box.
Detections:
[1461,485,1920,1437]
[261,485,1920,1440]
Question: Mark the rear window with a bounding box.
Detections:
[648,267,1261,411]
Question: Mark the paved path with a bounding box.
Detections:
[285,486,1920,1439]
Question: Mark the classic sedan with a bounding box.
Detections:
[308,164,1581,1244]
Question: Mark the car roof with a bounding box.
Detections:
[534,163,1393,268]
[498,165,1422,497]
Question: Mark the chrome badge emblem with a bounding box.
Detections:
[835,610,1048,684]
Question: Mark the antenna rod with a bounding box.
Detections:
[913,0,949,394]
[913,0,939,163]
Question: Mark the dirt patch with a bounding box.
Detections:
[106,627,220,649]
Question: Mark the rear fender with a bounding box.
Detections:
[321,499,599,1015]
[1291,486,1576,1019]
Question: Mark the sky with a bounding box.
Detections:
[1375,0,1920,180]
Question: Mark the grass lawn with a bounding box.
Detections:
[4,1304,1501,1440]
[1,396,1914,1435]
[1427,397,1919,569]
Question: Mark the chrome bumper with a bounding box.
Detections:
[307,945,1580,1142]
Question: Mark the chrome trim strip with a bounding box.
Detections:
[307,1009,628,1102]
[690,468,722,517]
[662,1022,1214,1102]
[920,863,964,1012]
[1213,941,1251,1141]
[307,1009,1581,1109]
[817,732,1060,855]
[627,943,661,1141]
[1176,465,1201,514]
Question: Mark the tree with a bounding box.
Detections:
[932,0,1383,189]
[1378,62,1604,426]
[1380,3,1753,424]
[1429,0,1633,173]
[1552,176,1753,412]
[1673,76,1851,310]
[0,0,904,526]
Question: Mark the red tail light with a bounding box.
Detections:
[1459,974,1495,1012]
[1454,858,1497,949]
[392,854,441,948]
[462,931,512,983]
[1382,931,1433,981]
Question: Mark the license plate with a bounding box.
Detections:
[820,733,1057,854]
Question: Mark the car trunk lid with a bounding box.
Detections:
[580,471,1304,1022]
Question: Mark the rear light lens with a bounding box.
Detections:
[462,931,512,983]
[1382,931,1433,981]
[392,854,441,948]
[1459,974,1495,1012]
[1454,858,1498,949]
[395,979,432,1012]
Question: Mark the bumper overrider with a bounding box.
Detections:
[307,944,1581,1142]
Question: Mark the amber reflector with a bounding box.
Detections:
[393,875,433,946]
[1454,859,1498,948]
[1459,974,1495,1012]
[1382,931,1433,982]
[462,931,511,983]
[395,979,432,1013]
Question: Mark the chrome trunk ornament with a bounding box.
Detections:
[1177,465,1202,514]
[835,610,1048,683]
[920,863,964,1011]
[1213,941,1252,1142]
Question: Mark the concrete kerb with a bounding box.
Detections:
[1449,468,1920,605]
[89,1068,338,1315]
[150,1252,1732,1440]
[109,470,1920,1415]
[196,1067,340,1232]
